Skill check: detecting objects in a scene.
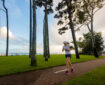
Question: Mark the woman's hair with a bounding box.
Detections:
[67,42,69,44]
[63,41,69,44]
[63,41,67,44]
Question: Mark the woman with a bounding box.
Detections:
[62,41,74,74]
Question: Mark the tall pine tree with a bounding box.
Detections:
[79,0,105,57]
[36,0,53,61]
[2,0,9,56]
[30,0,37,66]
[55,0,80,59]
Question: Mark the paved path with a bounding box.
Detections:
[0,58,105,85]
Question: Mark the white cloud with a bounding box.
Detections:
[53,0,62,9]
[1,0,105,54]
[0,27,15,39]
[0,26,29,54]
[49,21,72,45]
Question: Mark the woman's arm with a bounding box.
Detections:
[62,48,65,52]
[70,46,73,50]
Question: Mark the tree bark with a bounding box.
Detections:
[70,20,80,59]
[3,0,9,56]
[66,0,80,59]
[43,4,50,61]
[29,0,32,58]
[90,12,99,57]
[31,0,37,66]
[6,10,9,56]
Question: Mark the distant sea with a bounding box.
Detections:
[0,53,66,56]
[0,50,76,56]
[0,53,29,56]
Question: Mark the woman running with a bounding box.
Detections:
[62,41,74,74]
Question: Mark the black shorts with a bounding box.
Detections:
[65,54,71,58]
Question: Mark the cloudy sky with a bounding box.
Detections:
[0,0,105,55]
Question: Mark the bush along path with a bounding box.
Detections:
[1,58,105,85]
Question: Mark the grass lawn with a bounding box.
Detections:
[62,65,105,85]
[0,55,103,76]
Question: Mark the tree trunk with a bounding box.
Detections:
[70,21,80,59]
[43,15,48,61]
[43,19,46,57]
[3,0,9,56]
[43,16,48,61]
[31,0,37,66]
[29,0,32,58]
[6,9,9,56]
[66,0,80,59]
[43,4,50,61]
[46,11,50,58]
[90,13,99,58]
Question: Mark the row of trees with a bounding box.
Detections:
[29,0,53,66]
[54,0,105,59]
[30,0,105,66]
[1,0,105,66]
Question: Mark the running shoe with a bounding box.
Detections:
[65,71,69,74]
[71,68,74,72]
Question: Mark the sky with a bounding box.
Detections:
[0,0,105,55]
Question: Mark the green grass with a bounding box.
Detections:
[0,54,103,76]
[62,65,105,85]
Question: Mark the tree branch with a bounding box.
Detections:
[86,23,91,32]
[75,2,105,32]
[93,3,105,15]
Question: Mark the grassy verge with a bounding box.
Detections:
[0,55,103,76]
[62,65,105,85]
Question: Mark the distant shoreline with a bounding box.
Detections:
[0,53,75,56]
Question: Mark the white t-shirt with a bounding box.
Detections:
[63,45,71,54]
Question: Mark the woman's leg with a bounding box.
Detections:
[66,58,71,71]
[68,58,74,72]
[68,59,73,69]
[66,58,70,72]
[66,57,74,72]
